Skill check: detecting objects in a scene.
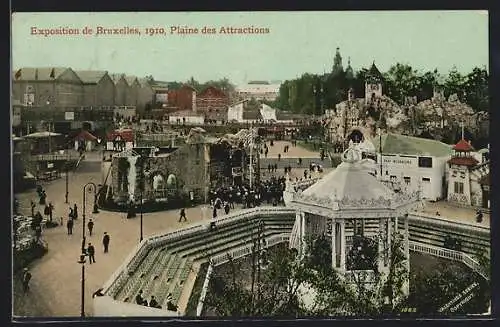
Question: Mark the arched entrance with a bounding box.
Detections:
[347,129,364,144]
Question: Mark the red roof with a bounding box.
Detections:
[198,86,227,98]
[453,139,474,152]
[75,130,97,141]
[107,129,134,142]
[448,156,479,167]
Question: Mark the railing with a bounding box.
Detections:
[196,263,213,316]
[409,241,488,280]
[408,212,490,233]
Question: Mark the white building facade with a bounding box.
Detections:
[235,83,280,101]
[369,133,454,202]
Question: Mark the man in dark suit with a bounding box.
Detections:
[87,219,94,236]
[102,232,110,253]
[67,219,73,235]
[87,243,96,264]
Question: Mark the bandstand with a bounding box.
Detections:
[287,146,423,296]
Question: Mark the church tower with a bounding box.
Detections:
[365,61,383,104]
[345,57,354,81]
[332,47,344,76]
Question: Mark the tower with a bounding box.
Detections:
[447,130,478,206]
[365,61,383,104]
[345,57,354,81]
[332,47,344,76]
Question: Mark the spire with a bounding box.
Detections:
[332,47,344,76]
[345,56,354,80]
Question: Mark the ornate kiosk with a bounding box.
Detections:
[287,146,423,296]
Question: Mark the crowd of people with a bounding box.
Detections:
[208,176,286,211]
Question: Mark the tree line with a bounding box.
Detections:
[146,75,236,94]
[272,64,488,115]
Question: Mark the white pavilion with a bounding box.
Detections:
[287,146,424,296]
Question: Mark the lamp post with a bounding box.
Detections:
[77,254,86,317]
[140,189,143,242]
[65,160,69,204]
[82,182,98,253]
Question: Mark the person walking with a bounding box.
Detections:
[48,202,54,222]
[22,268,32,293]
[102,232,110,253]
[73,204,78,220]
[87,243,96,264]
[44,204,50,219]
[87,219,94,236]
[67,218,73,235]
[30,200,36,217]
[179,208,187,222]
[68,206,74,220]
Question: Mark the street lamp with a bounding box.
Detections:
[82,182,98,253]
[65,159,69,204]
[77,254,86,317]
[139,161,147,243]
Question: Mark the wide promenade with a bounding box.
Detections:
[13,141,323,317]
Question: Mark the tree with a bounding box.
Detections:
[464,67,489,112]
[384,63,420,104]
[444,66,466,101]
[417,69,441,101]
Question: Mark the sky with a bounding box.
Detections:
[11,11,489,85]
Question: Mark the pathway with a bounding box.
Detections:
[13,160,214,317]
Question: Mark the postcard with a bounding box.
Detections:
[11,11,490,319]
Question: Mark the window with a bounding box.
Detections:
[422,177,430,182]
[454,181,464,194]
[404,176,411,184]
[418,156,433,168]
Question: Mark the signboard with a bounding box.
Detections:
[65,111,75,121]
[383,158,413,165]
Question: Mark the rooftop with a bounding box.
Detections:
[74,70,108,84]
[301,147,394,203]
[13,67,71,81]
[453,139,475,152]
[372,133,453,157]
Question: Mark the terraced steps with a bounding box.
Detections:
[115,246,166,301]
[109,210,296,311]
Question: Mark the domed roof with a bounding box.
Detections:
[301,147,394,203]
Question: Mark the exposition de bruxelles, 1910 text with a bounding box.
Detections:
[30,25,270,37]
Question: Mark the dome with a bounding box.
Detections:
[301,147,394,203]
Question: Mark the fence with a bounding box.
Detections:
[409,241,488,280]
